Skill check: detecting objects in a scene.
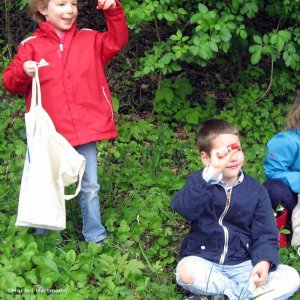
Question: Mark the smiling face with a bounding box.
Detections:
[207,133,244,186]
[39,0,78,36]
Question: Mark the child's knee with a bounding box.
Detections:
[177,258,199,284]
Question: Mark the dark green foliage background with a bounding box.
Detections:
[1,0,300,299]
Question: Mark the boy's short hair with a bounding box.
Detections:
[196,119,239,153]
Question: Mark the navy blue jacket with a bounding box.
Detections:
[171,170,279,269]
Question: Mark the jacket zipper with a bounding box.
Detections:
[101,86,114,121]
[219,188,232,264]
[58,43,63,58]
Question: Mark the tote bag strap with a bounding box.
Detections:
[31,65,85,201]
[64,163,85,200]
[30,65,42,111]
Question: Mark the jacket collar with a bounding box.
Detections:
[218,170,244,191]
[35,21,78,43]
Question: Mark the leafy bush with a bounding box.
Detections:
[1,1,300,299]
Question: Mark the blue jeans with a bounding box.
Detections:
[36,142,107,243]
[176,256,300,299]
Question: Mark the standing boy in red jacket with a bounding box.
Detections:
[2,0,128,244]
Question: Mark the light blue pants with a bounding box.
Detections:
[75,142,107,242]
[36,142,107,243]
[176,256,300,299]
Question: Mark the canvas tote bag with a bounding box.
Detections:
[15,66,86,230]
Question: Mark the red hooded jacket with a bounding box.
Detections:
[2,2,128,146]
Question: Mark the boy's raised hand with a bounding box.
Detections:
[97,0,116,10]
[207,144,239,177]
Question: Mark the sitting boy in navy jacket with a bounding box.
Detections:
[171,119,299,300]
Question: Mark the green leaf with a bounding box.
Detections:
[276,37,285,52]
[232,0,240,10]
[220,28,232,42]
[185,110,200,124]
[157,237,169,247]
[209,41,218,52]
[176,29,182,39]
[284,54,292,67]
[227,22,236,30]
[159,54,172,64]
[124,259,145,278]
[262,45,273,55]
[253,35,262,44]
[214,24,221,30]
[66,249,76,264]
[112,97,119,114]
[155,87,174,104]
[164,12,177,22]
[193,36,201,46]
[240,30,248,39]
[170,34,180,41]
[118,220,130,233]
[249,2,259,13]
[251,47,262,64]
[198,45,210,60]
[198,3,208,14]
[278,30,291,42]
[249,44,261,53]
[190,13,202,24]
[159,249,169,257]
[270,34,278,45]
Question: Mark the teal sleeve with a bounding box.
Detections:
[264,132,300,193]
